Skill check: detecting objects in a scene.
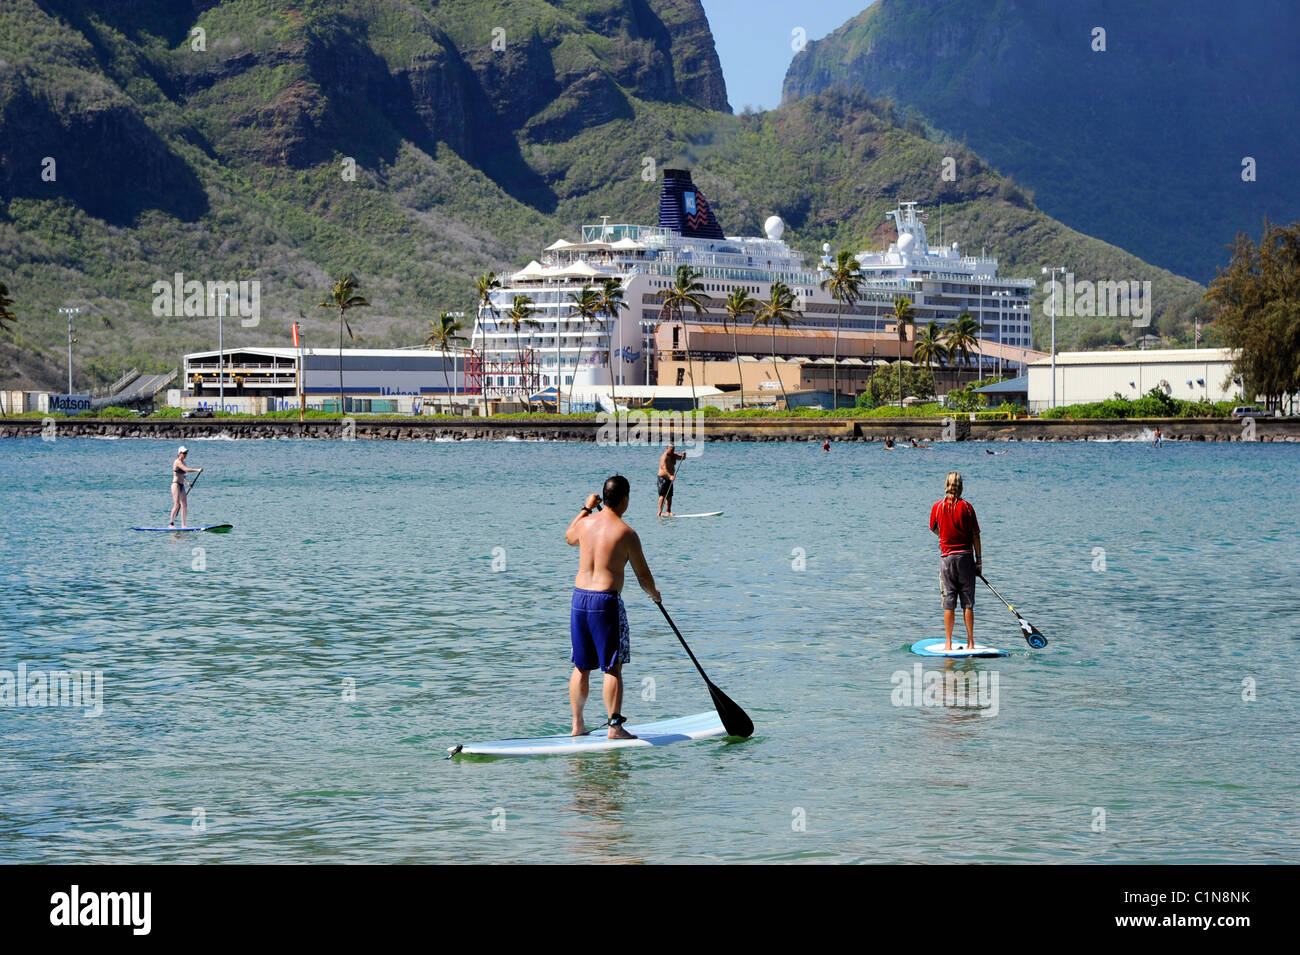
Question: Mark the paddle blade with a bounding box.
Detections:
[707,680,753,738]
[1018,615,1048,649]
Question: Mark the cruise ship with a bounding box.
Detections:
[471,169,1036,403]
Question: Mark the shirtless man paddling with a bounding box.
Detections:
[657,444,687,517]
[565,475,661,739]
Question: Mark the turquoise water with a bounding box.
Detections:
[1,436,1297,863]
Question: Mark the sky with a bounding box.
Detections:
[699,0,875,112]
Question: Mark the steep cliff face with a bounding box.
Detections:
[783,0,1300,282]
[3,1,728,197]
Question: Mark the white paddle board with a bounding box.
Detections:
[447,711,727,757]
[911,638,1008,658]
[662,511,723,518]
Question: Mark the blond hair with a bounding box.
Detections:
[944,471,963,501]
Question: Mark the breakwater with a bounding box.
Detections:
[2,416,1296,442]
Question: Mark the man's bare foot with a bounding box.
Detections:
[572,722,588,737]
[607,725,637,740]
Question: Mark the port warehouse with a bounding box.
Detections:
[1025,349,1242,413]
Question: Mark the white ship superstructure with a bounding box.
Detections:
[472,170,1035,399]
[851,201,1035,350]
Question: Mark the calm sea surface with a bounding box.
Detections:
[1,435,1297,863]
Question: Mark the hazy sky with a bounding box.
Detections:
[699,0,875,112]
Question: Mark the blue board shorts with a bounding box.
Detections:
[571,587,631,673]
[939,552,976,611]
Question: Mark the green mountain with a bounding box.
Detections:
[2,0,1202,394]
[783,0,1300,284]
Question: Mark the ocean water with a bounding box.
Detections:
[0,435,1297,864]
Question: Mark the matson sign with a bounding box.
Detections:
[41,394,92,413]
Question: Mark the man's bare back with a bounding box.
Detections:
[568,504,655,596]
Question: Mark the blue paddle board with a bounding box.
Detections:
[448,711,727,757]
[911,638,1008,658]
[131,524,233,533]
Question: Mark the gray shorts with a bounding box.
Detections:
[939,553,976,611]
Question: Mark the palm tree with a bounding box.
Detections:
[914,321,950,397]
[891,296,916,409]
[425,312,467,400]
[819,249,863,410]
[317,275,370,416]
[655,264,706,410]
[753,281,798,408]
[948,311,981,388]
[474,272,501,327]
[566,284,600,412]
[722,287,757,409]
[595,278,628,409]
[0,281,15,417]
[505,294,539,408]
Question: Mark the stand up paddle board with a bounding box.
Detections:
[662,512,723,519]
[911,638,1008,658]
[131,524,233,533]
[447,711,727,758]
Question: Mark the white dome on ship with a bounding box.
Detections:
[764,215,785,240]
[897,233,916,253]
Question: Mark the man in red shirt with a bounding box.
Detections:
[929,471,983,650]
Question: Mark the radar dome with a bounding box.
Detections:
[764,216,785,240]
[897,233,916,253]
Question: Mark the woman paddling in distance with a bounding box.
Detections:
[929,471,982,651]
[169,446,203,528]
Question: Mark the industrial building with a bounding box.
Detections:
[179,346,464,413]
[1026,349,1240,412]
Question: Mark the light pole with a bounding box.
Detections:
[58,307,81,393]
[1041,267,1066,409]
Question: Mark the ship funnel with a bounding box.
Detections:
[658,169,724,239]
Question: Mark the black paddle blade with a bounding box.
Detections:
[707,680,754,739]
[1018,616,1048,649]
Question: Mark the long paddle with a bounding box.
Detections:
[979,574,1048,649]
[655,600,753,738]
[186,470,202,493]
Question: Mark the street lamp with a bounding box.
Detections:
[1041,267,1066,408]
[57,307,81,393]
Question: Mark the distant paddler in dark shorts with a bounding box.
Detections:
[656,444,687,517]
[169,446,203,528]
[929,471,982,651]
[565,475,661,739]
